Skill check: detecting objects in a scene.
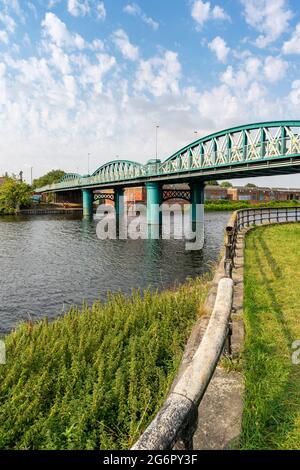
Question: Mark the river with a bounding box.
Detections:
[0,211,230,333]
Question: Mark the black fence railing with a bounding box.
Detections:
[224,206,300,277]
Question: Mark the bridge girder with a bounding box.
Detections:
[35,121,300,193]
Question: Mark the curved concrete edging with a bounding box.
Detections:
[134,216,300,451]
[132,277,234,450]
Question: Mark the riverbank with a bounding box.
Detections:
[0,276,211,450]
[241,223,300,449]
[205,200,300,211]
[8,200,298,216]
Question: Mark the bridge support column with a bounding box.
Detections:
[114,187,125,217]
[190,181,205,223]
[82,188,93,217]
[146,182,162,225]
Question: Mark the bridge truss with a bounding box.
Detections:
[36,121,300,193]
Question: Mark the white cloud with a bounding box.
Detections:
[221,56,262,90]
[208,36,230,63]
[0,30,9,44]
[49,44,71,74]
[282,23,300,54]
[241,0,293,48]
[191,0,230,28]
[221,54,287,88]
[0,12,16,34]
[124,3,159,30]
[74,52,116,94]
[67,0,90,17]
[289,80,300,105]
[42,12,86,50]
[212,5,230,21]
[112,29,139,61]
[263,56,288,82]
[134,50,181,97]
[96,1,106,20]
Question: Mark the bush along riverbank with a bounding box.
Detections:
[0,276,210,450]
[241,224,300,449]
[0,178,32,215]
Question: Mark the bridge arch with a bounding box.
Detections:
[92,160,145,182]
[159,120,300,174]
[59,173,82,182]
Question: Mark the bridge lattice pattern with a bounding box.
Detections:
[36,121,300,193]
[94,192,114,202]
[162,189,191,202]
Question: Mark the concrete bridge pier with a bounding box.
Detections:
[190,181,205,224]
[82,188,94,217]
[146,182,162,225]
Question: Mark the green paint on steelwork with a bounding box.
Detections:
[146,182,162,225]
[190,182,205,223]
[35,121,300,194]
[82,188,93,217]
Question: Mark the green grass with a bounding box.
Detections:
[241,223,300,449]
[205,200,300,211]
[0,277,210,450]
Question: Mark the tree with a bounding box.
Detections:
[245,183,257,188]
[32,170,66,189]
[220,181,233,188]
[205,180,219,186]
[0,177,32,213]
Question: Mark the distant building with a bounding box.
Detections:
[205,185,228,200]
[228,186,300,202]
[0,177,7,186]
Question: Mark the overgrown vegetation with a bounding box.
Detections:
[0,276,210,450]
[0,177,32,214]
[241,224,300,449]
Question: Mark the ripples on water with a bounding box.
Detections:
[0,212,230,333]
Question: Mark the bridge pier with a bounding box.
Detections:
[190,182,205,223]
[146,182,162,225]
[82,188,93,217]
[114,187,125,217]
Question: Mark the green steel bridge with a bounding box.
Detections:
[36,121,300,221]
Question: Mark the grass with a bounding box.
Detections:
[0,276,210,450]
[205,199,300,211]
[240,223,300,449]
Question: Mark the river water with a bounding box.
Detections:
[0,211,230,333]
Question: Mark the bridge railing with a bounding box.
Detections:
[132,205,300,450]
[35,130,300,193]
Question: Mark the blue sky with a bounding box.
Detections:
[1,0,300,187]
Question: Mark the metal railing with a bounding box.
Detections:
[224,206,300,277]
[133,205,300,450]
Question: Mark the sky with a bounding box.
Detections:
[1,0,300,187]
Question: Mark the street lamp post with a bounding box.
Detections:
[155,125,159,159]
[88,153,90,175]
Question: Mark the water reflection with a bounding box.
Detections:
[0,211,230,333]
